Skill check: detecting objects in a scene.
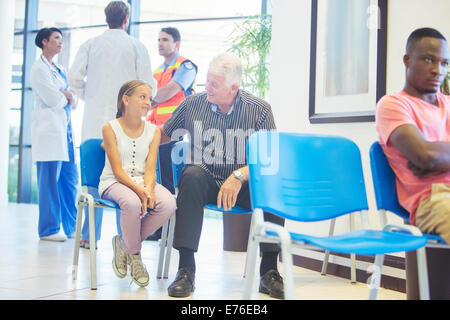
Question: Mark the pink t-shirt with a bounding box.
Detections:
[376,91,450,225]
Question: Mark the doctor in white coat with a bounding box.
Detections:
[68,1,155,248]
[30,27,79,242]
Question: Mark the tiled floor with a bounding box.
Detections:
[0,203,405,300]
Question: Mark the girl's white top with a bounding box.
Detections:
[98,119,156,196]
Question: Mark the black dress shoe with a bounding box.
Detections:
[259,269,284,299]
[168,268,195,297]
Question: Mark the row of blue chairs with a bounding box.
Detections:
[242,132,435,300]
[71,139,250,289]
[160,134,441,300]
[72,133,446,299]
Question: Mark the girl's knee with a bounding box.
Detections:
[154,190,177,217]
[118,194,142,215]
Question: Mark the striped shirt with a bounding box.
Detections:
[164,89,276,187]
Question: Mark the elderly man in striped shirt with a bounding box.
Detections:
[159,53,285,299]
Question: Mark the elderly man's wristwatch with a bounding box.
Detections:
[233,170,245,184]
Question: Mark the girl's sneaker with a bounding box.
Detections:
[127,252,149,287]
[112,235,127,278]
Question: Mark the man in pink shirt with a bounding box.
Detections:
[376,28,450,243]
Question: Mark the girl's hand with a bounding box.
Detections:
[147,190,156,210]
[144,185,156,210]
[137,186,150,218]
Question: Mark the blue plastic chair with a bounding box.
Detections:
[243,132,430,300]
[369,141,447,246]
[72,139,172,289]
[155,140,253,279]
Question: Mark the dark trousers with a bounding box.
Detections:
[159,141,176,194]
[173,165,284,252]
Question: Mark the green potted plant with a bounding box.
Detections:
[442,71,450,95]
[222,15,272,252]
[228,14,272,99]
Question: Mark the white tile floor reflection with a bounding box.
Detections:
[0,203,405,300]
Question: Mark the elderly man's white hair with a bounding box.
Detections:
[208,53,242,87]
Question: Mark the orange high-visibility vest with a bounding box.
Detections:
[147,56,196,125]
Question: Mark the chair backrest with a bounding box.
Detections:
[80,139,105,188]
[171,140,189,189]
[369,141,410,221]
[80,138,161,188]
[247,132,369,222]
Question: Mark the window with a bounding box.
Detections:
[8,1,26,202]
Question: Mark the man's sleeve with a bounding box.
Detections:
[256,104,277,131]
[375,95,416,146]
[68,41,89,101]
[172,61,197,91]
[163,100,186,140]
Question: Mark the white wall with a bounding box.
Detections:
[269,0,450,237]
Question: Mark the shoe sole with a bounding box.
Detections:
[168,287,195,298]
[132,278,149,287]
[112,236,127,279]
[259,285,284,300]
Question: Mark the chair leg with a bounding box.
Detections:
[72,201,84,281]
[279,237,294,300]
[321,218,336,276]
[243,225,260,299]
[349,214,356,283]
[157,219,169,279]
[368,254,384,300]
[350,253,357,284]
[415,247,430,300]
[163,215,176,279]
[88,204,97,290]
[243,213,256,278]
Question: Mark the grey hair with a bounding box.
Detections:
[208,53,242,87]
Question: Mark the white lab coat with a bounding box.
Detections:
[30,55,75,163]
[68,29,155,142]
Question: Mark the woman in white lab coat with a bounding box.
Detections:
[29,27,79,242]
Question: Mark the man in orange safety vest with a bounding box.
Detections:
[146,27,197,240]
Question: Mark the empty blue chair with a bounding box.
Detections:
[72,138,173,289]
[243,132,430,300]
[369,141,447,245]
[156,140,253,279]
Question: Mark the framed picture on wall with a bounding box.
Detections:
[309,0,388,123]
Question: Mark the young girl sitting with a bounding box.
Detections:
[98,80,176,287]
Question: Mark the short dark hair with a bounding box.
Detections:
[35,27,62,49]
[161,27,181,42]
[105,1,129,28]
[406,27,447,53]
